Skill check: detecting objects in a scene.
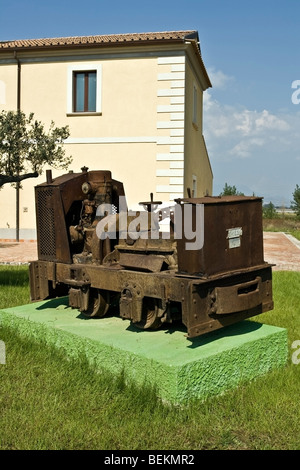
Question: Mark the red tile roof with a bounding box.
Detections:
[0,31,198,50]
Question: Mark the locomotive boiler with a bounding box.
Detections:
[29,168,274,338]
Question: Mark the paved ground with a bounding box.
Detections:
[0,241,37,265]
[263,232,300,271]
[0,232,300,270]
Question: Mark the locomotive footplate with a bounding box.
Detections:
[29,260,273,338]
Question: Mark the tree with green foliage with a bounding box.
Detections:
[0,110,72,187]
[263,201,277,219]
[291,184,300,218]
[219,182,245,196]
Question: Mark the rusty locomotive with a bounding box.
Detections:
[29,168,274,338]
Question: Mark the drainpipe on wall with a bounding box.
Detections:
[14,51,21,242]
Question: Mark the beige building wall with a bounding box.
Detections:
[0,44,212,239]
[155,55,186,202]
[184,55,213,198]
[0,64,18,109]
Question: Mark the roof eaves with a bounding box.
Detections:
[188,39,212,89]
[0,31,197,51]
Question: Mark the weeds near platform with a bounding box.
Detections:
[263,214,300,241]
[0,266,300,450]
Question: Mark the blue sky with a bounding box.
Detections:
[1,0,299,205]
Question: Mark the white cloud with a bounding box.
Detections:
[230,137,265,159]
[206,67,234,89]
[235,110,253,135]
[202,77,300,204]
[203,89,291,160]
[254,109,290,132]
[201,65,300,205]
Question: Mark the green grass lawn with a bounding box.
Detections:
[0,266,299,450]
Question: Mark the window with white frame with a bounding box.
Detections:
[67,63,102,114]
[73,71,96,112]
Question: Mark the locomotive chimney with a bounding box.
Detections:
[46,170,53,184]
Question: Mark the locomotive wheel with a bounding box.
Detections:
[83,288,110,318]
[134,297,163,330]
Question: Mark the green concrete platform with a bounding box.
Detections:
[0,297,288,403]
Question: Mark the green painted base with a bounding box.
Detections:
[0,297,288,403]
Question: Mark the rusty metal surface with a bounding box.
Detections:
[35,169,126,264]
[29,169,274,339]
[176,197,264,276]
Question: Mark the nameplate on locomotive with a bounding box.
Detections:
[227,227,243,249]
